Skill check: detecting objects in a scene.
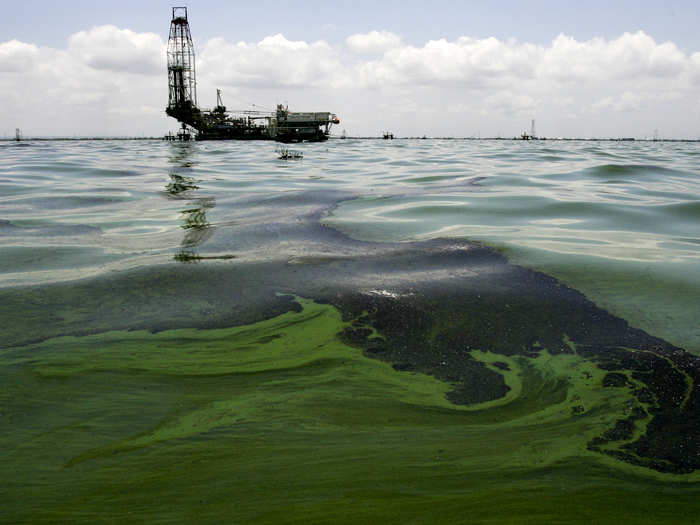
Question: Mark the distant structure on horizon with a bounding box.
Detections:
[520,119,538,140]
[164,7,339,142]
[15,128,21,141]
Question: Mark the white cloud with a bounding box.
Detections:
[351,36,540,89]
[592,92,646,113]
[0,27,167,136]
[539,31,688,83]
[198,35,340,90]
[68,25,164,75]
[688,52,700,84]
[0,40,39,72]
[1,26,699,138]
[346,31,402,54]
[481,91,539,117]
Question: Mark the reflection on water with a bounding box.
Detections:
[180,197,215,252]
[165,173,199,195]
[165,143,216,262]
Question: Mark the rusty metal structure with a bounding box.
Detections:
[165,7,339,142]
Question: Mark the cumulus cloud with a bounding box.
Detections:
[341,30,693,90]
[198,34,340,89]
[349,36,540,88]
[688,52,700,84]
[482,91,539,117]
[0,26,167,136]
[592,91,646,113]
[539,31,687,82]
[346,31,402,54]
[68,25,164,75]
[0,40,39,72]
[1,26,699,138]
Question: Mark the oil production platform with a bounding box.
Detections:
[166,7,339,142]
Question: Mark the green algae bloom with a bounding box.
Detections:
[2,293,698,523]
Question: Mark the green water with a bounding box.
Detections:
[2,297,698,523]
[0,139,698,523]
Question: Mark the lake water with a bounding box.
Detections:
[1,139,698,522]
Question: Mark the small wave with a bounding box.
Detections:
[8,195,130,210]
[585,164,693,178]
[397,174,463,183]
[0,219,102,237]
[656,201,700,220]
[674,237,700,245]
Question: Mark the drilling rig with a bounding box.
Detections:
[165,7,197,130]
[165,7,339,141]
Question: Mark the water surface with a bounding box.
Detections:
[1,138,698,523]
[2,139,698,352]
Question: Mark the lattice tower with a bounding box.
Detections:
[167,7,197,109]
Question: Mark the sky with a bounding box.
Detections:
[2,0,700,138]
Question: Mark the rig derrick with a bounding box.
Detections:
[165,7,339,142]
[166,7,200,131]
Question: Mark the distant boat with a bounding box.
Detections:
[382,131,394,140]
